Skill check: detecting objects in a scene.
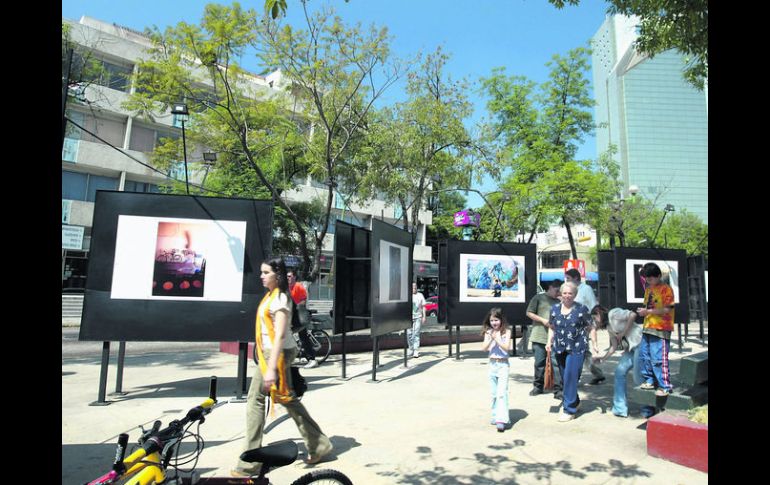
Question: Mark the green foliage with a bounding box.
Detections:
[548,0,708,90]
[480,47,615,253]
[256,3,401,277]
[125,2,320,271]
[426,191,469,242]
[352,47,484,236]
[597,195,708,257]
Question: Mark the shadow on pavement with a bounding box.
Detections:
[367,442,653,484]
[105,375,342,403]
[62,440,234,485]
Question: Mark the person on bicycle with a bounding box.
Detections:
[288,269,319,369]
[232,258,334,477]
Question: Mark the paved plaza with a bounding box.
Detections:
[63,324,708,484]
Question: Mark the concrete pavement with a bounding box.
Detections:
[63,323,708,484]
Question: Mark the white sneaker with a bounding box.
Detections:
[558,412,575,422]
[413,351,420,358]
[304,360,319,369]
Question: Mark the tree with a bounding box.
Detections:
[549,0,708,89]
[599,196,708,257]
[351,48,485,241]
[125,3,322,274]
[425,190,468,250]
[256,1,403,279]
[481,47,616,256]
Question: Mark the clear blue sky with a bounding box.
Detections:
[62,0,610,208]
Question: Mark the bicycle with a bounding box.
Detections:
[85,376,353,485]
[295,310,332,365]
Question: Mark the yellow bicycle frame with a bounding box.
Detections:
[116,398,216,485]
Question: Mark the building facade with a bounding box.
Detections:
[591,15,708,223]
[61,15,432,298]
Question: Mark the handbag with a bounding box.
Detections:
[544,348,554,391]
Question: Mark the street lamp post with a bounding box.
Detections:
[608,184,639,249]
[171,103,190,194]
[651,204,675,247]
[492,192,511,241]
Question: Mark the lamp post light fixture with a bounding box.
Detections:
[200,152,217,190]
[170,103,190,194]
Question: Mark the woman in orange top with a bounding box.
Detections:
[232,258,333,477]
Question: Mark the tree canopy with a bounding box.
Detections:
[550,0,708,89]
[480,47,617,256]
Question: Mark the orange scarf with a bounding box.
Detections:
[255,288,294,409]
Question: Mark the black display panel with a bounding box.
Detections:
[441,240,537,326]
[597,249,616,308]
[612,247,689,323]
[332,220,371,335]
[79,191,272,341]
[370,219,413,337]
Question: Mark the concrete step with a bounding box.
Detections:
[62,294,84,318]
[629,383,708,411]
[678,351,708,387]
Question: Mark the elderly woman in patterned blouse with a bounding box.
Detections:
[546,281,593,422]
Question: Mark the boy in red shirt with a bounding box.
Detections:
[288,270,318,369]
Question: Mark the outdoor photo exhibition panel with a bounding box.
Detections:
[597,249,616,309]
[80,191,273,342]
[333,220,372,335]
[611,247,689,324]
[370,218,413,337]
[441,240,537,326]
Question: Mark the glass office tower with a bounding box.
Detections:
[592,15,708,223]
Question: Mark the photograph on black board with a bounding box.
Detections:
[459,253,526,303]
[110,215,247,302]
[625,258,680,304]
[378,240,409,303]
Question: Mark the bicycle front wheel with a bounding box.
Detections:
[290,469,353,485]
[311,329,332,364]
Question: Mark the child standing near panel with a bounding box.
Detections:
[636,262,676,401]
[481,307,513,432]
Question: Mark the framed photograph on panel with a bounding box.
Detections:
[459,253,526,303]
[378,240,409,303]
[624,258,681,304]
[110,216,247,302]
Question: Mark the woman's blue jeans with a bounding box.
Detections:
[612,347,642,417]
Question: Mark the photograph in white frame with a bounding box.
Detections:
[459,253,525,303]
[110,215,247,301]
[625,259,680,304]
[379,240,409,303]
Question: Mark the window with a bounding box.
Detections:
[124,180,160,193]
[541,251,571,269]
[129,124,180,153]
[62,170,119,202]
[86,175,119,201]
[72,51,133,93]
[129,124,156,152]
[62,170,88,201]
[78,112,127,148]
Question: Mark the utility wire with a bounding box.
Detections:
[64,115,226,196]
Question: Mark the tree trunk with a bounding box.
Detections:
[562,215,577,259]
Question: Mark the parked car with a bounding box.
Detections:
[424,296,438,317]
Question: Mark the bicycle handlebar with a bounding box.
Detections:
[85,376,220,485]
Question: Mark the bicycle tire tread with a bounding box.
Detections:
[290,468,353,485]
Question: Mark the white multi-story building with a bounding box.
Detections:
[591,15,708,223]
[61,15,432,299]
